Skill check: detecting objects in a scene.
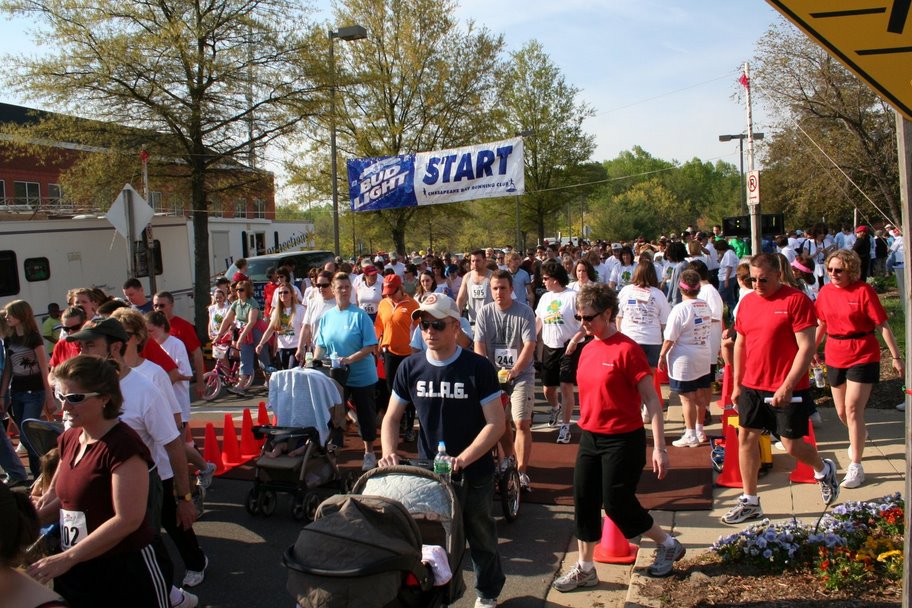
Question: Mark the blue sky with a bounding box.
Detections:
[0,1,784,170]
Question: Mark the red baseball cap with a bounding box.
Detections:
[382,274,402,295]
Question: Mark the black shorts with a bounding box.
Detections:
[638,343,661,368]
[737,387,813,440]
[827,362,880,386]
[541,339,586,387]
[669,374,712,394]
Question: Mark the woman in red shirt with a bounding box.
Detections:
[815,250,904,489]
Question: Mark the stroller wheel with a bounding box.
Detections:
[258,490,277,517]
[245,488,260,516]
[499,467,521,522]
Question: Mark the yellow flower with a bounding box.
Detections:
[877,550,903,563]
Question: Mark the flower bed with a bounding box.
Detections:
[713,493,904,591]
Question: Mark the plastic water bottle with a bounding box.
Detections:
[433,441,451,481]
[305,350,314,365]
[330,351,341,368]
[813,366,826,388]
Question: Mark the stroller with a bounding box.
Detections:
[284,465,466,608]
[245,367,350,520]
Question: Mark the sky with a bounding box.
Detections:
[0,0,786,182]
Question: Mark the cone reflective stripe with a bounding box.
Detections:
[715,416,743,488]
[240,408,259,458]
[221,414,243,466]
[716,364,733,410]
[257,401,270,426]
[593,515,638,564]
[721,408,737,436]
[789,420,819,484]
[203,423,225,475]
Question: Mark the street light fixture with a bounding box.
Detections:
[329,24,367,258]
[719,132,764,215]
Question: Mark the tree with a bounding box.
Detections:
[0,0,323,335]
[752,19,899,226]
[288,0,505,255]
[500,40,597,242]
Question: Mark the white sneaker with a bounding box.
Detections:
[810,411,823,428]
[475,598,497,607]
[695,431,708,444]
[171,589,198,608]
[841,463,865,488]
[182,556,208,587]
[897,402,906,412]
[15,441,27,456]
[361,452,377,471]
[671,433,700,448]
[774,440,785,451]
[556,424,571,444]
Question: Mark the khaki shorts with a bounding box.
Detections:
[508,379,535,421]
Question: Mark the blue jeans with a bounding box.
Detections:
[11,389,46,476]
[718,280,738,323]
[454,473,505,601]
[238,326,269,377]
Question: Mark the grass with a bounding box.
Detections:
[877,275,905,358]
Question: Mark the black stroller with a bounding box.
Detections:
[284,465,466,608]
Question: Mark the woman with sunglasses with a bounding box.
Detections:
[296,270,336,361]
[257,286,305,370]
[813,249,904,489]
[552,283,683,592]
[28,355,173,607]
[658,270,713,447]
[1,300,55,477]
[214,279,269,391]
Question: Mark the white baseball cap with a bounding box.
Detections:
[410,293,461,321]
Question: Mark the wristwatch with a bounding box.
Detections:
[181,493,193,502]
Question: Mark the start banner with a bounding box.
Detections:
[347,137,525,212]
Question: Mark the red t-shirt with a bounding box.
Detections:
[49,339,80,368]
[577,332,651,435]
[141,339,178,373]
[263,281,278,313]
[735,284,817,392]
[816,281,886,368]
[56,422,155,555]
[168,315,201,355]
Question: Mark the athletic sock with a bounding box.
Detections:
[742,494,759,505]
[813,460,830,479]
[578,560,594,572]
[661,535,676,548]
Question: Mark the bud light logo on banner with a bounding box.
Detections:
[347,137,524,212]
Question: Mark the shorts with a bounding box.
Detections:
[737,387,813,440]
[669,374,711,394]
[638,343,661,368]
[507,379,535,421]
[541,339,587,387]
[827,362,880,386]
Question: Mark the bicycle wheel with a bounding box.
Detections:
[499,466,521,522]
[202,370,222,401]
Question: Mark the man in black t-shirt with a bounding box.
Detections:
[379,293,506,608]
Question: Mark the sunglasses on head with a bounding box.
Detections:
[827,267,845,275]
[420,319,448,331]
[55,390,101,404]
[574,311,603,322]
[747,277,770,284]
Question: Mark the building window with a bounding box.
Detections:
[0,250,19,296]
[13,181,40,208]
[48,184,64,210]
[235,198,247,218]
[253,198,265,219]
[149,191,163,213]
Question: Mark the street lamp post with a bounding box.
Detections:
[329,24,367,258]
[719,132,764,215]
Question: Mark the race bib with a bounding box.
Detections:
[60,509,88,550]
[362,302,377,314]
[471,284,486,300]
[494,348,517,368]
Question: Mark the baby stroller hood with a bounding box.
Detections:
[284,494,427,608]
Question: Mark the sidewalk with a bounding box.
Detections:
[544,393,908,608]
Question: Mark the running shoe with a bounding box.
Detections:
[647,538,686,577]
[182,556,208,588]
[548,405,562,427]
[552,562,598,592]
[819,458,840,505]
[721,496,763,525]
[556,424,571,444]
[672,433,700,448]
[171,589,198,608]
[840,463,865,489]
[361,452,377,471]
[519,472,532,492]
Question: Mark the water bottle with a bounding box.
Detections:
[305,350,314,365]
[433,441,452,481]
[813,366,826,388]
[330,351,341,368]
[497,367,510,384]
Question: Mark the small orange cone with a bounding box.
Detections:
[716,364,733,410]
[593,515,638,564]
[240,408,259,458]
[257,401,270,426]
[221,414,243,466]
[655,366,669,385]
[652,371,664,410]
[715,418,743,488]
[203,423,225,475]
[721,407,737,436]
[789,421,819,484]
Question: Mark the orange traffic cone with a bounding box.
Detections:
[652,371,664,410]
[721,407,737,436]
[716,364,733,410]
[789,421,819,484]
[203,423,225,475]
[715,418,743,488]
[655,366,669,385]
[257,401,270,426]
[240,408,259,458]
[221,414,243,466]
[593,515,638,564]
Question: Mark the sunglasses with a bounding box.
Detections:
[61,325,82,333]
[574,311,603,322]
[746,277,770,284]
[420,319,449,331]
[316,283,331,288]
[55,391,101,404]
[235,288,246,293]
[827,267,845,275]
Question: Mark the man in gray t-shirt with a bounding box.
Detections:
[474,270,537,491]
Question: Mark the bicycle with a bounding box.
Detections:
[202,340,244,400]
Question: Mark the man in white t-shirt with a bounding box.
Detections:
[384,252,406,278]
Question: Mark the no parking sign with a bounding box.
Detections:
[747,170,760,207]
